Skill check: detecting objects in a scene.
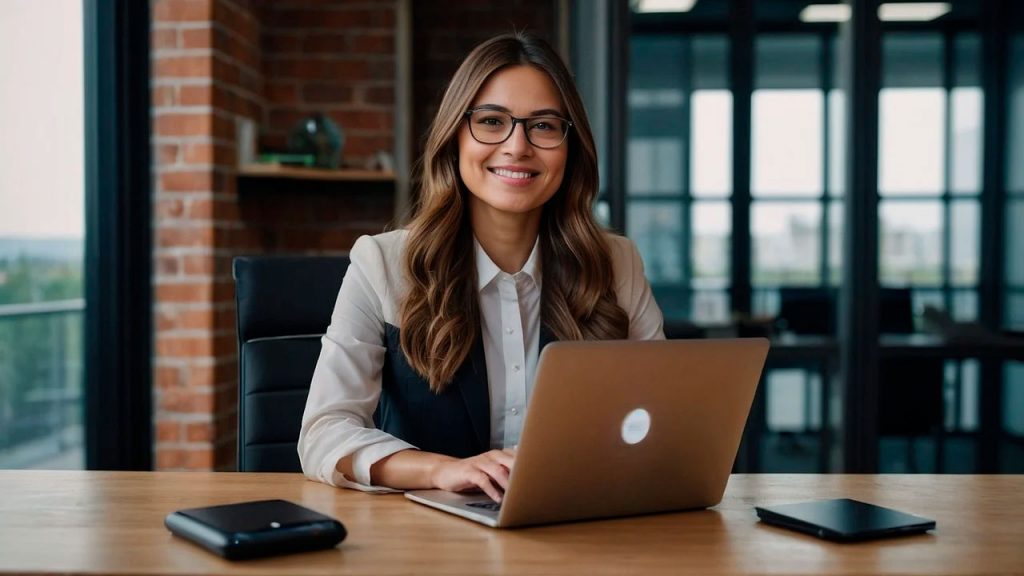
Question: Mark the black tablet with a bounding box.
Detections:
[755,498,935,542]
[165,499,347,560]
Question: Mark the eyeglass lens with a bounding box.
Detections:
[467,110,568,148]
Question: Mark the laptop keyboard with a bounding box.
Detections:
[466,501,502,512]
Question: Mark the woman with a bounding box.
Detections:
[298,32,664,502]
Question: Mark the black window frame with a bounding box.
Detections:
[83,0,153,470]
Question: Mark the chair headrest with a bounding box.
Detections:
[232,256,350,342]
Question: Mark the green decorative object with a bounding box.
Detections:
[287,112,344,169]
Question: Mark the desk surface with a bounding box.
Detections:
[1,472,1021,575]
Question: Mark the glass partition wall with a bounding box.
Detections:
[575,0,1023,472]
[1002,1,1024,471]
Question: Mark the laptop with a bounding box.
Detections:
[405,338,770,528]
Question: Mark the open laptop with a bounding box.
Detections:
[405,338,769,528]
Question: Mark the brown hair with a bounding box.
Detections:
[400,31,629,392]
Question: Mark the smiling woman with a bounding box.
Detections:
[297,32,665,503]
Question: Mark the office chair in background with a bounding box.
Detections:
[233,256,350,472]
[877,288,945,472]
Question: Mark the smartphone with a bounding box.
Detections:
[165,499,347,560]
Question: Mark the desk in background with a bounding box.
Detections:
[746,334,1024,473]
[0,471,1022,575]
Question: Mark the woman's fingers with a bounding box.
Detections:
[490,449,516,470]
[469,470,504,502]
[476,458,510,491]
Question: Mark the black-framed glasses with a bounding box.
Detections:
[464,108,573,149]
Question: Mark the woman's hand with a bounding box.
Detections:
[429,449,517,502]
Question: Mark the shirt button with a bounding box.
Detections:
[511,408,519,415]
[505,327,514,335]
[512,364,521,372]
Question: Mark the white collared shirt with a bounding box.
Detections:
[475,236,541,450]
[298,229,665,492]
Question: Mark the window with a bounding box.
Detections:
[0,1,85,469]
[627,34,732,323]
[878,33,983,325]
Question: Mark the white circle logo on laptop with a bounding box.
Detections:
[621,408,651,445]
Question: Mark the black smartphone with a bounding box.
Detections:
[165,499,347,560]
[755,498,936,542]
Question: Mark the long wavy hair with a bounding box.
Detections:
[400,32,629,392]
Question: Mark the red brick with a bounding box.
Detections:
[155,114,212,137]
[157,144,180,166]
[265,82,299,105]
[159,388,215,413]
[156,366,184,390]
[155,55,212,78]
[158,225,216,248]
[186,421,216,443]
[187,364,217,388]
[152,85,177,107]
[156,198,185,219]
[179,84,213,107]
[183,142,215,165]
[327,59,370,80]
[160,170,214,192]
[302,83,352,104]
[183,254,216,275]
[302,33,348,53]
[264,33,302,54]
[185,449,216,469]
[154,0,211,22]
[331,110,391,131]
[156,281,213,303]
[156,421,181,442]
[155,254,181,277]
[214,358,238,383]
[155,448,186,469]
[350,32,393,54]
[267,58,331,79]
[360,85,394,105]
[152,28,179,50]
[183,309,216,331]
[181,27,213,49]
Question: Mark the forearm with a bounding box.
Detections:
[335,449,456,490]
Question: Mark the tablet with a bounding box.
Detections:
[755,498,935,542]
[165,499,346,560]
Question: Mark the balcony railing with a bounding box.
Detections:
[0,298,85,469]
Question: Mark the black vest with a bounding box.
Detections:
[375,323,557,457]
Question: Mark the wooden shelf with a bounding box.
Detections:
[237,164,395,182]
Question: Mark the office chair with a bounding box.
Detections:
[774,287,838,470]
[877,288,945,471]
[233,255,350,472]
[777,287,837,336]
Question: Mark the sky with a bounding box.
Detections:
[0,0,84,239]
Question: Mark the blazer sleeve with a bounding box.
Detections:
[297,234,418,491]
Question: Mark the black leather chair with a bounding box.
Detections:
[233,256,350,472]
[877,288,945,471]
[777,287,837,336]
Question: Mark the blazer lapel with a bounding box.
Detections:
[456,326,559,454]
[456,333,491,453]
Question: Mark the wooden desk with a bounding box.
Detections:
[1,472,1022,575]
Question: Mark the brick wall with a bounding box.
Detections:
[411,0,558,157]
[151,0,555,471]
[153,0,264,470]
[260,2,396,168]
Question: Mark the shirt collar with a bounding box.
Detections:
[474,236,542,292]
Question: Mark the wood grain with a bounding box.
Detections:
[0,472,1021,575]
